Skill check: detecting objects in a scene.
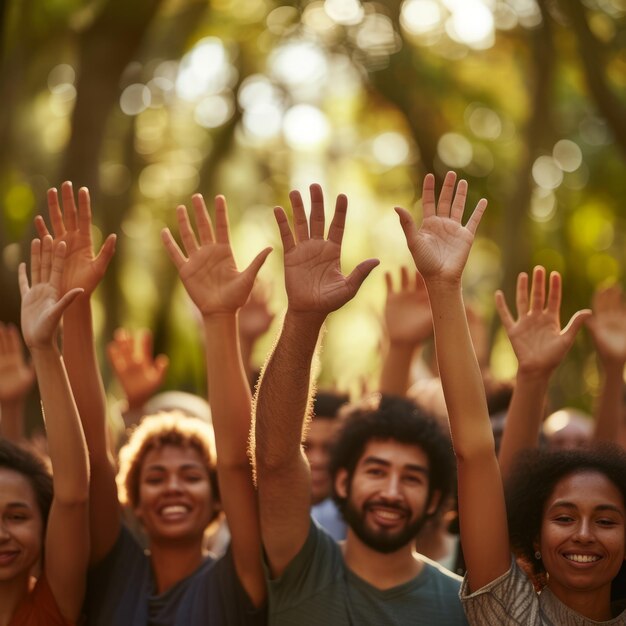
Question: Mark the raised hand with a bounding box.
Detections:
[396,172,487,285]
[0,322,35,402]
[495,266,591,376]
[19,236,84,349]
[239,282,275,343]
[586,284,626,366]
[275,184,379,316]
[34,182,116,296]
[161,194,271,315]
[383,267,432,346]
[106,328,169,410]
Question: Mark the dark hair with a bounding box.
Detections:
[0,439,53,527]
[506,443,626,579]
[313,390,349,421]
[329,393,455,517]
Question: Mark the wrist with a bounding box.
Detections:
[285,308,327,329]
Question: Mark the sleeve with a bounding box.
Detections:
[10,575,74,626]
[265,519,343,612]
[460,556,540,625]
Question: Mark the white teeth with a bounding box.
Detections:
[161,505,188,516]
[565,554,600,563]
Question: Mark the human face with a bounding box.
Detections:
[0,468,43,583]
[539,471,626,609]
[336,439,438,554]
[304,418,337,505]
[135,445,215,545]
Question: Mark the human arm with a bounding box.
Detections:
[0,322,35,441]
[34,182,119,564]
[162,193,271,606]
[585,285,626,442]
[496,268,590,478]
[397,171,508,592]
[254,185,379,578]
[18,237,88,621]
[106,328,169,425]
[379,267,433,395]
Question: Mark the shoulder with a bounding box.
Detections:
[11,575,74,626]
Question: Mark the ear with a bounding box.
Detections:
[426,490,441,516]
[334,468,349,499]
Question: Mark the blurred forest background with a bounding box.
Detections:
[1,0,625,424]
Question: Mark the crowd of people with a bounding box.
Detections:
[1,172,626,625]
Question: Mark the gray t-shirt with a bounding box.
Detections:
[267,520,467,625]
[461,557,626,625]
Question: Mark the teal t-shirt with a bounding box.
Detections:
[267,520,468,625]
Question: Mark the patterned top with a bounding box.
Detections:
[461,557,626,625]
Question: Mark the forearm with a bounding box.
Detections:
[498,370,549,479]
[379,342,416,396]
[62,297,111,465]
[427,282,493,458]
[593,360,625,442]
[0,398,25,442]
[31,346,89,502]
[255,310,324,472]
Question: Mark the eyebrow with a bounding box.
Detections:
[549,501,624,516]
[144,463,205,472]
[362,456,429,475]
[6,502,32,510]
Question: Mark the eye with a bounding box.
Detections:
[184,473,204,483]
[404,474,424,485]
[8,513,28,522]
[553,515,574,523]
[366,468,384,477]
[597,518,619,527]
[144,475,163,485]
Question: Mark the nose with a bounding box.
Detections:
[164,474,184,493]
[0,519,10,541]
[573,518,595,543]
[380,472,402,501]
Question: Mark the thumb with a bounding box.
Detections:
[242,247,272,285]
[345,258,380,296]
[562,309,593,342]
[94,234,117,276]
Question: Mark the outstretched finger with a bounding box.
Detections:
[529,266,546,313]
[213,195,231,245]
[436,171,457,218]
[546,271,562,316]
[400,266,410,290]
[327,194,348,246]
[49,241,68,293]
[161,228,187,270]
[40,236,54,284]
[345,258,380,297]
[309,184,325,239]
[394,207,419,251]
[192,194,215,245]
[30,239,41,285]
[46,188,66,237]
[77,187,93,237]
[450,179,468,223]
[421,174,436,219]
[495,289,515,332]
[241,247,273,287]
[34,215,51,240]
[176,205,199,255]
[18,263,29,298]
[139,329,154,360]
[562,309,593,342]
[514,272,529,316]
[52,287,85,318]
[289,190,310,243]
[61,181,78,231]
[464,198,487,236]
[384,271,393,294]
[273,207,296,254]
[93,234,117,278]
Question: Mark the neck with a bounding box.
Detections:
[547,580,613,622]
[0,575,30,626]
[342,528,422,589]
[149,537,205,594]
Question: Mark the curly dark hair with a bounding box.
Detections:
[329,393,455,518]
[506,443,626,579]
[0,439,53,528]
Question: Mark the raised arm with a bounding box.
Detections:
[379,267,433,396]
[496,267,590,478]
[161,193,270,606]
[18,237,88,621]
[397,171,509,592]
[254,185,378,578]
[34,182,118,564]
[107,328,169,428]
[585,284,626,442]
[0,322,35,442]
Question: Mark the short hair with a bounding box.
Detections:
[312,390,349,421]
[506,444,626,578]
[329,394,455,516]
[117,411,218,509]
[0,439,53,527]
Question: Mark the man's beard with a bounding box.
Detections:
[342,497,430,554]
